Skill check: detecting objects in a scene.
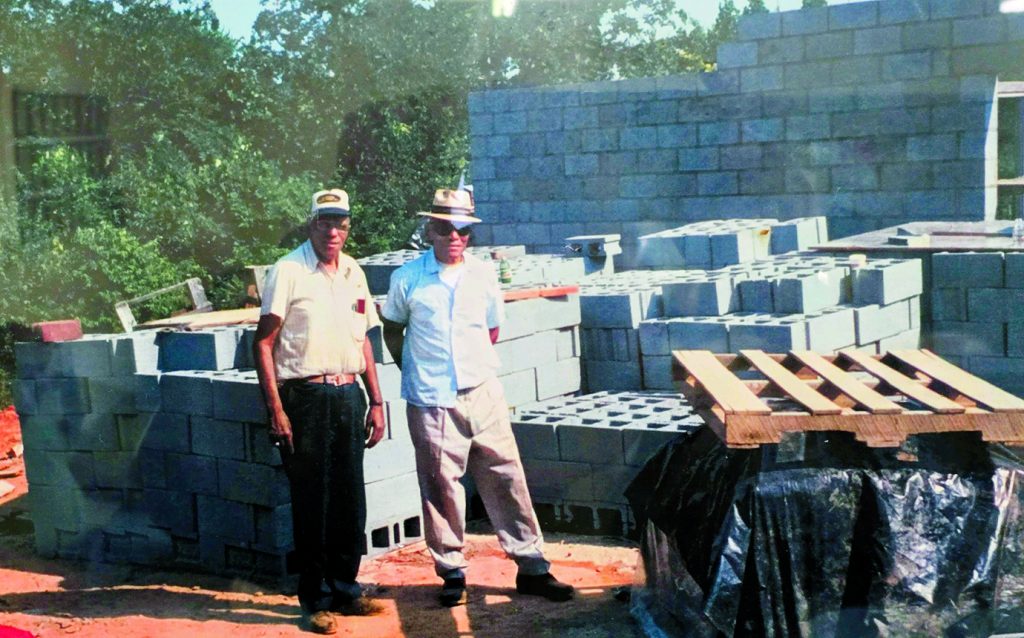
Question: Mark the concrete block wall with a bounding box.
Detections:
[931,251,1024,395]
[512,391,703,537]
[12,257,586,573]
[467,0,1023,258]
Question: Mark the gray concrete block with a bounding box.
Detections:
[641,355,674,391]
[639,319,670,356]
[880,0,928,24]
[851,259,923,305]
[15,337,112,379]
[496,331,559,375]
[165,452,218,496]
[197,495,255,544]
[774,268,849,314]
[662,278,737,316]
[137,447,168,489]
[717,41,759,68]
[512,416,562,461]
[134,374,162,413]
[364,437,416,485]
[711,230,757,267]
[783,6,828,35]
[1009,324,1024,358]
[964,356,1024,397]
[580,291,644,328]
[829,1,878,29]
[953,15,1006,46]
[254,504,293,550]
[158,328,244,371]
[499,368,538,409]
[804,307,857,352]
[111,332,160,376]
[34,378,91,415]
[19,415,69,451]
[212,373,267,423]
[739,279,776,312]
[877,328,922,353]
[770,217,822,253]
[64,413,119,452]
[968,288,1024,323]
[667,317,732,353]
[623,420,700,467]
[536,358,582,401]
[855,300,912,344]
[218,459,291,507]
[191,417,246,460]
[585,360,642,392]
[365,472,421,523]
[933,252,1004,289]
[521,458,593,502]
[11,379,37,416]
[728,317,808,353]
[738,11,781,40]
[932,321,1004,356]
[247,422,284,467]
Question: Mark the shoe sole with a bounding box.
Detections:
[439,590,468,607]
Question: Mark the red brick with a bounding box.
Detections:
[31,320,83,343]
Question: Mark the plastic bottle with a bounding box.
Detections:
[498,256,512,284]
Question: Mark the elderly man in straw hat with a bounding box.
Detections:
[253,188,387,634]
[381,188,574,607]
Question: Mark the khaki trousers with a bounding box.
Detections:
[407,376,549,577]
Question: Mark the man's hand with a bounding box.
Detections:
[269,408,294,455]
[365,404,386,448]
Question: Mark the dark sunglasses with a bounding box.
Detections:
[432,221,472,237]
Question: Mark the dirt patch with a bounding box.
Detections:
[0,406,642,637]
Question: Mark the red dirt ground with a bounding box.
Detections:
[0,407,642,637]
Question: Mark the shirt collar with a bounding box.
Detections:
[424,250,478,275]
[300,239,352,278]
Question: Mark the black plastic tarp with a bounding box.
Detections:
[625,427,1024,637]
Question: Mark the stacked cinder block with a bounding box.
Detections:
[357,245,528,295]
[511,391,703,537]
[637,254,923,390]
[932,251,1024,396]
[14,325,424,578]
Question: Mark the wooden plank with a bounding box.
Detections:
[673,350,771,415]
[740,350,842,415]
[887,349,1024,413]
[140,307,260,330]
[503,285,579,302]
[789,351,903,414]
[839,350,965,415]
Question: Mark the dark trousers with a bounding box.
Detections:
[280,381,367,613]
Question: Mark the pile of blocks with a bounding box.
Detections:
[931,252,1024,397]
[358,245,532,295]
[636,217,827,270]
[511,391,703,537]
[11,260,586,577]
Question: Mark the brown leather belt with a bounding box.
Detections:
[282,373,358,387]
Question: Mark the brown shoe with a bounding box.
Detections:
[332,596,385,616]
[305,610,337,634]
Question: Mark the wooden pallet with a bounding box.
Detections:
[672,349,1024,448]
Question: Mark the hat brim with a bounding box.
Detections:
[312,206,351,217]
[418,212,481,229]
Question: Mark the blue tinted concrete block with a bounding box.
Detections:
[521,458,594,501]
[639,319,670,356]
[683,234,712,268]
[667,317,731,352]
[662,278,737,316]
[212,373,267,423]
[14,342,65,379]
[160,371,214,416]
[739,279,776,312]
[218,459,290,507]
[710,231,755,268]
[968,288,1024,323]
[111,332,160,375]
[93,451,141,489]
[964,356,1024,397]
[88,376,137,414]
[19,414,68,451]
[138,412,191,453]
[771,218,821,253]
[728,318,808,353]
[158,329,243,372]
[255,504,293,550]
[1005,253,1024,288]
[12,379,37,416]
[34,378,91,415]
[23,449,96,488]
[166,452,218,495]
[1009,324,1024,357]
[247,422,284,467]
[134,373,162,413]
[61,338,114,377]
[932,252,1003,288]
[641,355,674,390]
[585,360,642,392]
[191,417,246,460]
[855,301,912,344]
[829,1,878,29]
[197,495,255,543]
[580,291,643,328]
[717,41,759,67]
[146,489,196,534]
[65,413,119,452]
[137,447,167,489]
[738,11,781,39]
[852,259,923,305]
[623,420,698,467]
[365,472,421,523]
[536,358,582,401]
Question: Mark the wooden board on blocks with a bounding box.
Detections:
[672,348,1024,449]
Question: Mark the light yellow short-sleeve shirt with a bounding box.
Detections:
[260,240,381,380]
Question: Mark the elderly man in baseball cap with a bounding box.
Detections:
[380,188,575,607]
[253,188,387,634]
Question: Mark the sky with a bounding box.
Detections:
[206,0,825,42]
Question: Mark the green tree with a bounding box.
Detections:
[744,0,769,14]
[802,0,828,8]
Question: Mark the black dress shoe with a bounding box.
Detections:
[439,576,468,607]
[515,572,574,601]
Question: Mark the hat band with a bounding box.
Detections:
[431,205,474,215]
